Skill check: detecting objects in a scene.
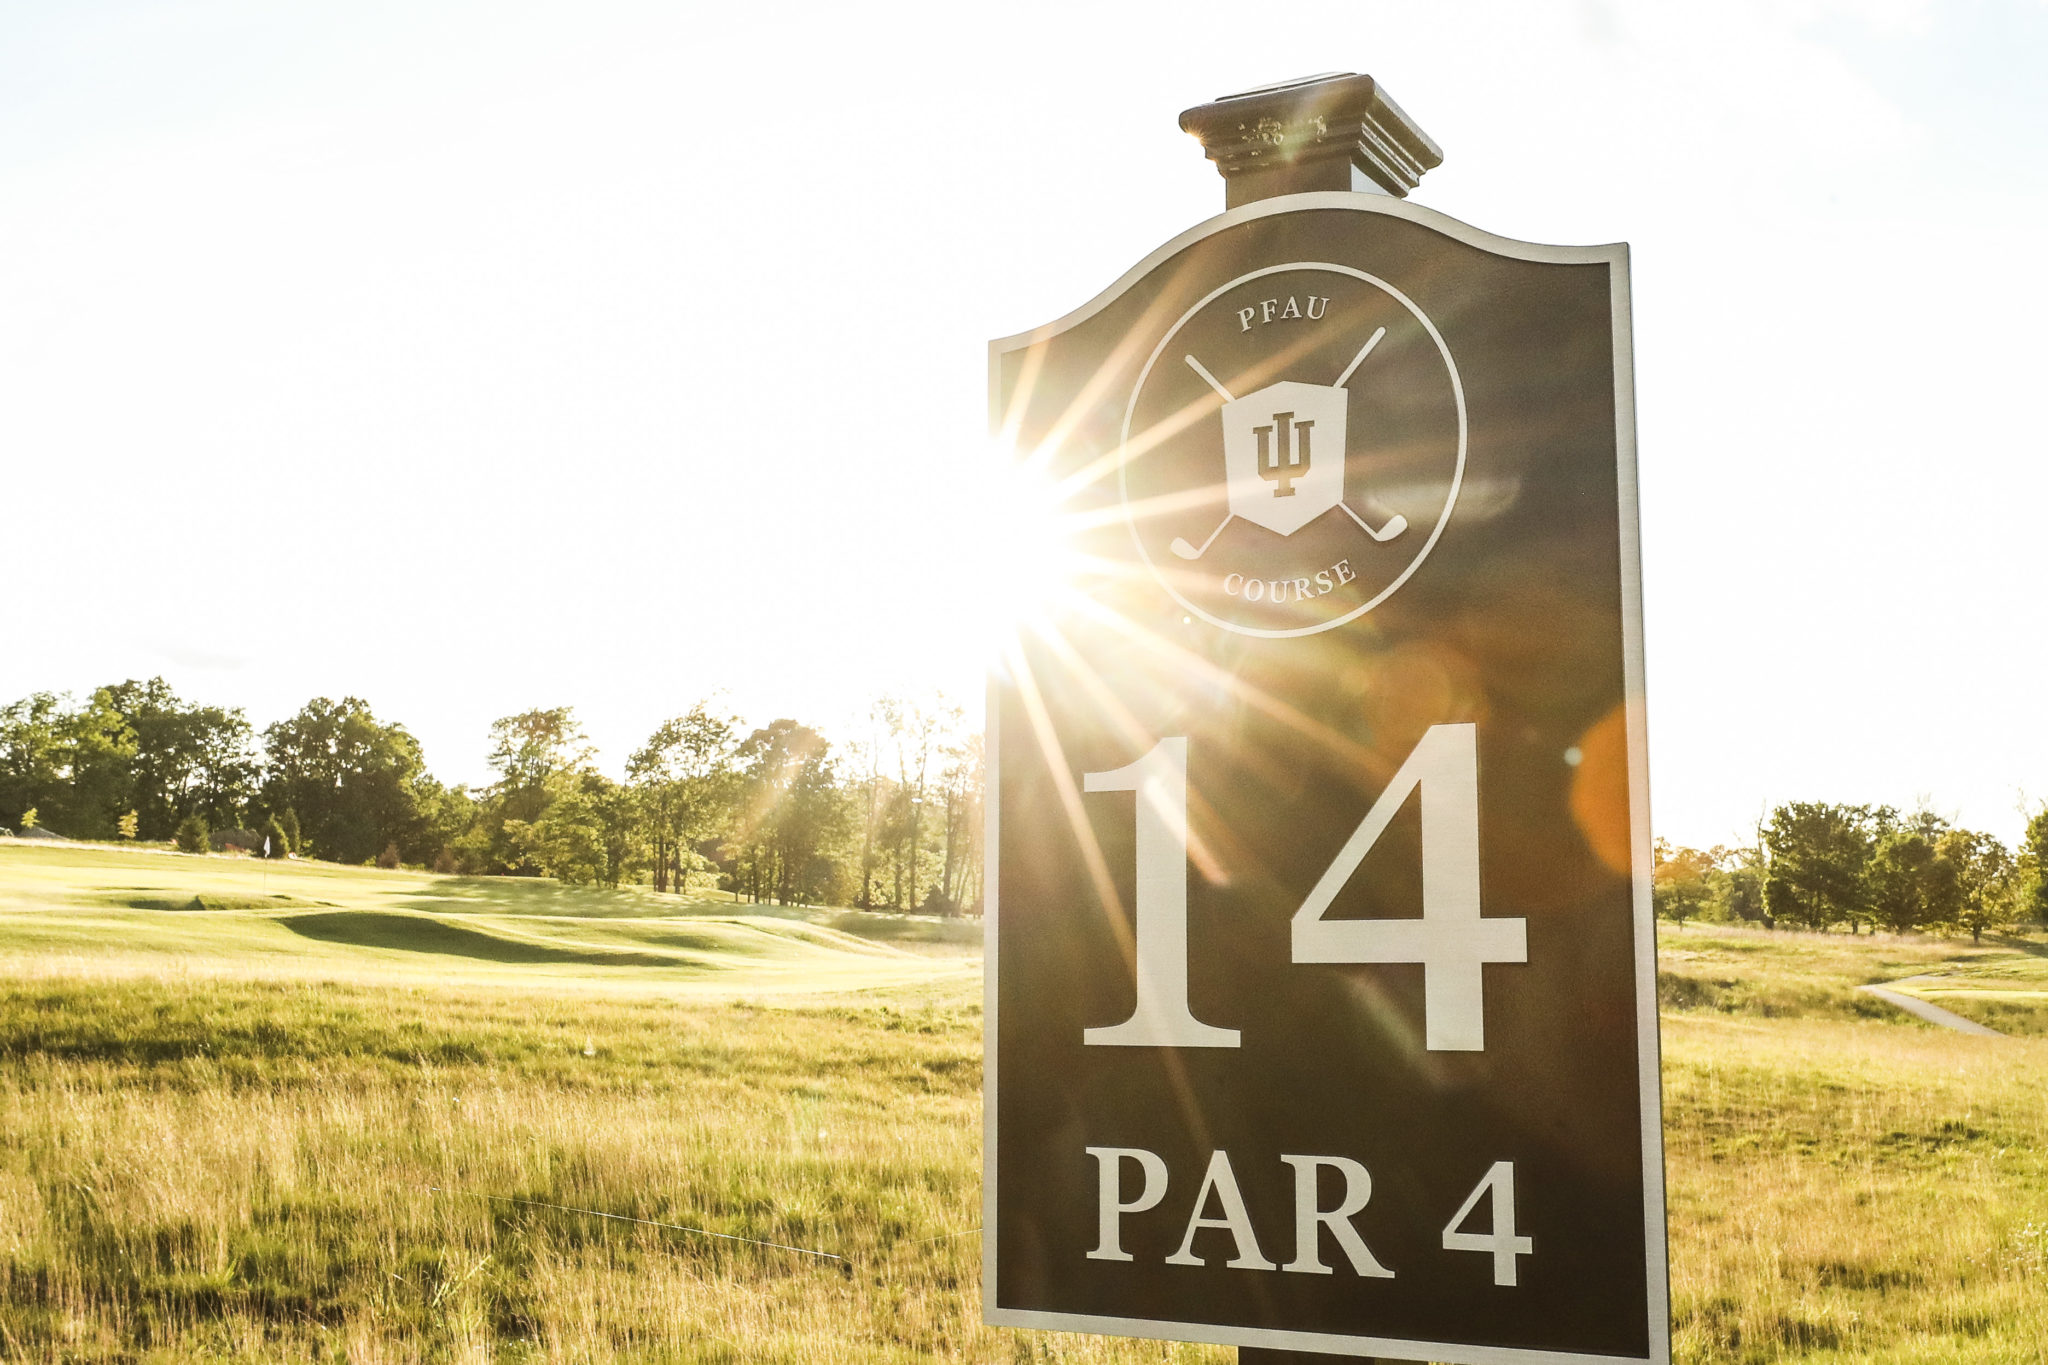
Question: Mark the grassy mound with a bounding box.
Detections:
[0,843,973,999]
[1655,923,2048,1025]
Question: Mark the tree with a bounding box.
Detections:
[1762,802,1876,931]
[262,698,430,865]
[1939,829,2017,942]
[0,690,137,838]
[409,778,477,871]
[846,707,891,909]
[628,703,738,894]
[101,678,257,837]
[479,708,592,874]
[931,728,985,916]
[1707,843,1767,925]
[174,813,210,855]
[527,771,637,887]
[731,720,849,905]
[1865,831,1955,934]
[262,814,290,858]
[1651,840,1715,927]
[0,692,68,831]
[58,689,141,838]
[2021,806,2048,926]
[118,810,139,840]
[877,695,952,911]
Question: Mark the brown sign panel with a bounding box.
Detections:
[984,194,1668,1364]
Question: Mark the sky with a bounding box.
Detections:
[2,0,2045,846]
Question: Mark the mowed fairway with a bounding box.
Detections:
[4,845,2048,1362]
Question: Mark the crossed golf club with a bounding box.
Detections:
[1168,327,1409,561]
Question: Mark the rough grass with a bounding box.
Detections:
[7,847,2048,1360]
[0,975,1213,1363]
[1663,1016,2048,1363]
[1655,922,2048,1024]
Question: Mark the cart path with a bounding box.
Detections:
[1858,982,2003,1036]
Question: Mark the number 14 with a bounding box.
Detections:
[1083,723,1527,1052]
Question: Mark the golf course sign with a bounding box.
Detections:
[985,74,1667,1365]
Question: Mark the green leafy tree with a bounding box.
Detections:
[1865,830,1956,934]
[876,696,953,911]
[846,707,890,909]
[1703,842,1767,924]
[731,720,849,905]
[0,691,137,838]
[262,698,430,865]
[479,708,592,875]
[1652,839,1716,927]
[279,807,302,855]
[1762,802,1876,931]
[2021,806,2048,926]
[118,810,139,840]
[0,694,73,831]
[528,771,637,887]
[1939,829,2017,942]
[262,815,290,858]
[101,678,256,837]
[174,813,210,855]
[409,778,477,871]
[931,728,985,916]
[628,703,738,895]
[56,689,141,838]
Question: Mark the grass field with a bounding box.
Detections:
[3,843,2048,1362]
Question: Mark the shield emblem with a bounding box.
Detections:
[1218,380,1348,537]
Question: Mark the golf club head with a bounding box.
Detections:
[1169,538,1202,560]
[1369,514,1409,543]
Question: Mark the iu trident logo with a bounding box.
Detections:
[1120,260,1467,638]
[1257,410,1309,497]
[1174,346,1410,555]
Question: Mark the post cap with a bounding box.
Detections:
[1179,72,1444,206]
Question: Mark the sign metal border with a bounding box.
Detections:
[984,190,1667,1365]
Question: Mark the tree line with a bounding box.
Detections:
[1655,802,2048,941]
[0,680,984,914]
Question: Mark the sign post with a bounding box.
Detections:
[985,73,1667,1365]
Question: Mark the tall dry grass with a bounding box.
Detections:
[7,909,2048,1360]
[0,973,1212,1362]
[1663,1014,2048,1363]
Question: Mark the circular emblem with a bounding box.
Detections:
[1119,262,1466,637]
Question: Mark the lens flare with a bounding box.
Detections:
[978,440,1098,650]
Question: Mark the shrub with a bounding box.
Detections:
[279,808,301,855]
[432,845,458,875]
[211,828,262,855]
[376,841,401,870]
[117,810,139,840]
[19,807,36,830]
[263,816,290,858]
[174,815,210,855]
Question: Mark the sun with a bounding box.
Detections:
[977,439,1098,650]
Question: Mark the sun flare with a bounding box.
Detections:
[978,441,1100,651]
